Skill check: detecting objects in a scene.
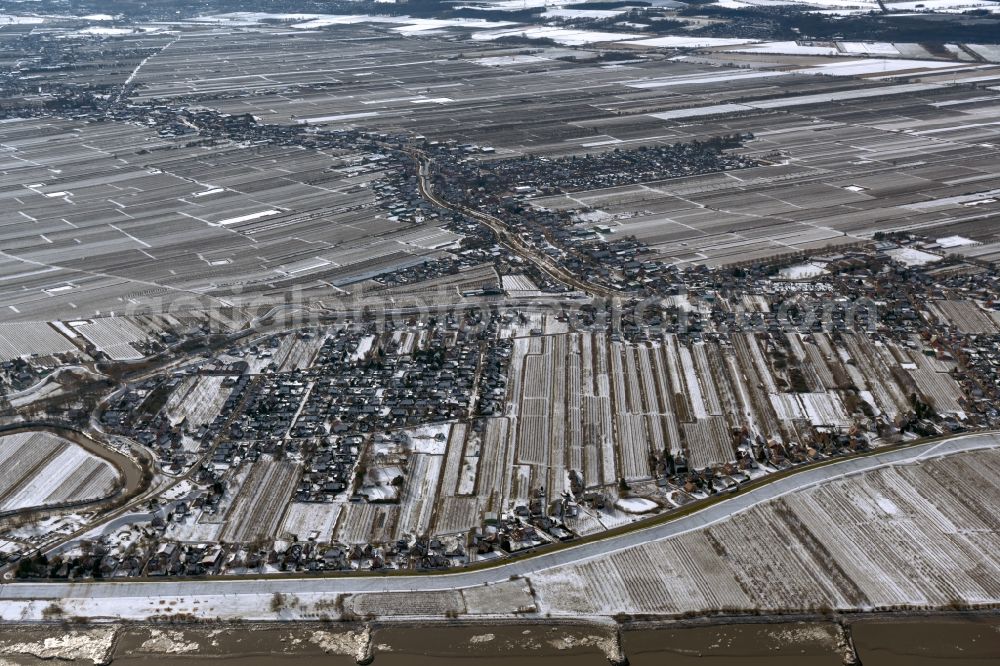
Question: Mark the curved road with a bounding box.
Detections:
[1,431,996,601]
[411,151,624,299]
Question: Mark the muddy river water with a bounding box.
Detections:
[0,616,996,665]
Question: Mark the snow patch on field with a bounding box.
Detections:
[800,58,959,76]
[472,26,640,45]
[406,423,452,454]
[297,112,379,124]
[886,247,942,266]
[875,495,899,515]
[286,14,515,33]
[350,335,375,361]
[616,497,659,513]
[936,235,977,248]
[624,36,758,48]
[75,27,138,35]
[0,15,46,24]
[281,502,342,541]
[779,262,829,279]
[714,0,879,12]
[649,83,940,120]
[887,0,1000,12]
[544,8,628,18]
[215,209,280,226]
[733,40,840,56]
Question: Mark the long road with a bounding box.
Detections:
[2,431,996,602]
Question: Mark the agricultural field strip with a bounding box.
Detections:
[219,458,301,543]
[280,502,341,542]
[493,327,916,491]
[578,333,599,484]
[4,432,997,601]
[683,418,734,471]
[594,333,617,486]
[477,418,508,512]
[0,432,117,511]
[0,323,77,361]
[610,342,646,479]
[397,453,442,538]
[532,447,1000,615]
[73,318,148,360]
[0,432,64,502]
[929,299,998,334]
[439,423,467,498]
[163,375,232,429]
[548,334,567,493]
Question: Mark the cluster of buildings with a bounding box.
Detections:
[469,136,756,196]
[101,371,254,474]
[103,316,511,506]
[426,138,764,295]
[1,356,56,394]
[13,525,472,580]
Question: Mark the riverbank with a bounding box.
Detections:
[0,612,996,665]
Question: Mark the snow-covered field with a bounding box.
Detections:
[0,322,77,361]
[887,0,1000,12]
[731,40,841,56]
[778,262,829,279]
[886,247,943,266]
[615,497,658,514]
[624,36,758,49]
[714,0,879,12]
[532,447,1000,615]
[163,375,232,429]
[405,423,452,454]
[502,273,542,296]
[220,457,301,543]
[769,392,850,426]
[471,26,640,46]
[0,14,46,24]
[0,432,118,512]
[839,40,900,55]
[801,58,961,76]
[936,235,977,248]
[72,317,148,361]
[280,502,342,542]
[968,44,1000,62]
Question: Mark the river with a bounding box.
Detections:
[2,616,994,665]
